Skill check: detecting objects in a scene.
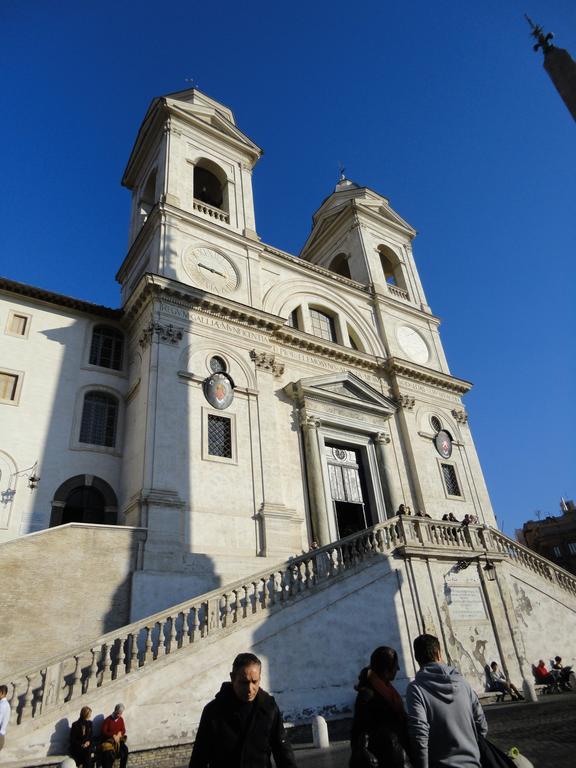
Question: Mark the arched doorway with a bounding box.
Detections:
[50,475,118,527]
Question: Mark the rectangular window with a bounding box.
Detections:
[207,414,232,458]
[552,545,562,558]
[6,311,31,338]
[441,463,462,497]
[0,372,19,402]
[568,542,576,555]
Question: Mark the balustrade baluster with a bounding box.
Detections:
[100,644,112,684]
[125,634,136,673]
[178,611,187,648]
[252,581,260,612]
[221,594,229,627]
[21,675,33,721]
[110,638,122,679]
[142,627,153,666]
[268,576,276,606]
[69,655,82,701]
[187,606,197,644]
[85,647,99,691]
[168,616,177,653]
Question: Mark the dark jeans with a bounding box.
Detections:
[70,744,95,767]
[100,742,128,768]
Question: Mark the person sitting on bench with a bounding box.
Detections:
[486,662,523,700]
[534,660,558,687]
[100,703,128,768]
[551,656,573,689]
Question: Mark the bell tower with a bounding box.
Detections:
[117,89,262,302]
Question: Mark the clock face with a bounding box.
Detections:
[182,247,239,294]
[397,325,429,364]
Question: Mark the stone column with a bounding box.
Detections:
[300,413,331,546]
[374,431,398,515]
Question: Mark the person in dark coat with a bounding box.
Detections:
[189,652,297,768]
[69,706,95,768]
[350,646,411,768]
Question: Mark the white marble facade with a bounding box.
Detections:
[0,88,495,617]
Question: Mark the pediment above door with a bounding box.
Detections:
[284,371,396,431]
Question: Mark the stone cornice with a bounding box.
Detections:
[0,276,122,320]
[262,243,369,292]
[385,357,473,395]
[273,327,383,372]
[123,273,285,333]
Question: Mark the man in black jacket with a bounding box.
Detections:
[189,652,297,768]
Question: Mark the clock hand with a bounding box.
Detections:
[198,262,226,278]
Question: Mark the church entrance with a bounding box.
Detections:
[325,444,371,539]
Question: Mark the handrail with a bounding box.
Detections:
[7,517,575,725]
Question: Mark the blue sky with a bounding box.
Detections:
[1,1,574,535]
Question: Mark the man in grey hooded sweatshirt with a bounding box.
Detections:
[406,634,487,768]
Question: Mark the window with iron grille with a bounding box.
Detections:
[441,463,461,497]
[89,326,124,370]
[79,392,118,447]
[568,542,576,555]
[309,308,336,342]
[552,545,562,558]
[207,414,232,458]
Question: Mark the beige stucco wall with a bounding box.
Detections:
[0,523,146,677]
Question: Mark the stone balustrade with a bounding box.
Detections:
[388,283,409,300]
[7,518,576,727]
[192,198,230,223]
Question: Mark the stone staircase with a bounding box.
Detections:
[7,517,575,728]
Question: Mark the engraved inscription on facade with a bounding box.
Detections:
[448,586,487,621]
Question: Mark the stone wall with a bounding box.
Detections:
[0,523,146,676]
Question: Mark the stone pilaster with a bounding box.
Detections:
[300,413,331,546]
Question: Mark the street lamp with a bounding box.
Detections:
[453,555,496,582]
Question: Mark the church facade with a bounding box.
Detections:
[0,89,495,618]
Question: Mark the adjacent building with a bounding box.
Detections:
[518,501,576,575]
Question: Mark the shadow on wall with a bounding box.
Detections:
[248,549,412,726]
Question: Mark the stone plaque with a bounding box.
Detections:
[448,586,486,621]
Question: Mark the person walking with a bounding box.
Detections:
[0,685,11,753]
[189,652,297,768]
[406,634,487,767]
[349,646,411,767]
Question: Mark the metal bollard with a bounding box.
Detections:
[312,714,330,749]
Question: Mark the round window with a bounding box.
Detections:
[430,416,442,433]
[209,355,227,373]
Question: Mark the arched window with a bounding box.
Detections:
[194,161,227,211]
[378,245,406,290]
[89,326,124,370]
[309,308,337,343]
[139,169,157,222]
[329,253,351,279]
[347,326,363,352]
[287,308,300,329]
[79,392,119,447]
